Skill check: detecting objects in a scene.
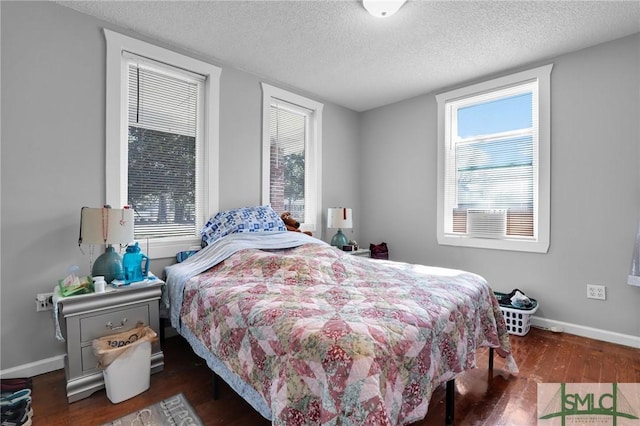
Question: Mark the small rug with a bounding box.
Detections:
[101,392,204,426]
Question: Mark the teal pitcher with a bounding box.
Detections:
[123,242,149,284]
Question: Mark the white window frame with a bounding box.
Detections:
[261,83,323,236]
[105,29,221,258]
[436,64,553,253]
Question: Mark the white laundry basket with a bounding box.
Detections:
[499,304,539,336]
[494,291,539,336]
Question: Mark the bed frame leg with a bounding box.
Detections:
[489,347,494,371]
[159,317,165,343]
[212,371,220,400]
[445,379,454,425]
[443,348,493,425]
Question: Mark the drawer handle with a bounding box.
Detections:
[106,318,127,331]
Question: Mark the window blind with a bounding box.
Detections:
[126,56,203,239]
[446,83,537,239]
[269,101,307,222]
[127,63,198,137]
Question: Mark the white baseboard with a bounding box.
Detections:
[531,316,640,349]
[0,354,65,379]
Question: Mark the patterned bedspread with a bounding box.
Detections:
[180,243,512,425]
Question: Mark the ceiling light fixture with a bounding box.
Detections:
[362,0,407,18]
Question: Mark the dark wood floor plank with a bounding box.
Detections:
[29,327,640,425]
[477,331,549,426]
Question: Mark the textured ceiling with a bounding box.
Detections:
[56,0,640,112]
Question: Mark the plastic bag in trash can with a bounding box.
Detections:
[92,322,158,369]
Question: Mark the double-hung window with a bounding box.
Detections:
[105,30,221,258]
[261,83,323,235]
[436,64,552,253]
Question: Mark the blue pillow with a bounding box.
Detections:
[176,250,199,263]
[200,205,286,245]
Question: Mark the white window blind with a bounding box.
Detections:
[269,101,308,222]
[106,29,221,258]
[437,64,552,253]
[449,85,536,238]
[126,55,204,239]
[261,83,323,234]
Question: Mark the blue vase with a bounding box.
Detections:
[92,245,124,283]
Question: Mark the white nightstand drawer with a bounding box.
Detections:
[80,305,149,343]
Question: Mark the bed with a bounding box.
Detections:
[164,208,517,425]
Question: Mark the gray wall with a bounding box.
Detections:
[361,33,640,337]
[0,1,361,371]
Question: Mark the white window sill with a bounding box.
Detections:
[437,233,549,253]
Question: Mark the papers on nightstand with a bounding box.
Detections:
[110,273,162,288]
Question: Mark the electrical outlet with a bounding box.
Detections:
[35,292,54,311]
[586,284,606,300]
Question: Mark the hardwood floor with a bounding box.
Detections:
[31,327,640,425]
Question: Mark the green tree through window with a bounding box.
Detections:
[283,152,305,213]
[128,127,196,236]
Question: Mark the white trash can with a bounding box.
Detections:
[93,323,157,404]
[103,339,152,403]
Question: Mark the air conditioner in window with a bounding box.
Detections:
[466,209,507,238]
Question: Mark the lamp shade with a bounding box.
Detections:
[79,207,134,245]
[79,206,134,283]
[327,208,353,229]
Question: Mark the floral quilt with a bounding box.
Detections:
[180,244,511,425]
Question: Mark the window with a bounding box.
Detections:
[261,83,323,234]
[105,30,221,258]
[436,64,552,253]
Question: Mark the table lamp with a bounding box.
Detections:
[79,206,134,283]
[327,207,353,248]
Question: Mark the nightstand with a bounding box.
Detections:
[347,249,371,257]
[57,280,164,403]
